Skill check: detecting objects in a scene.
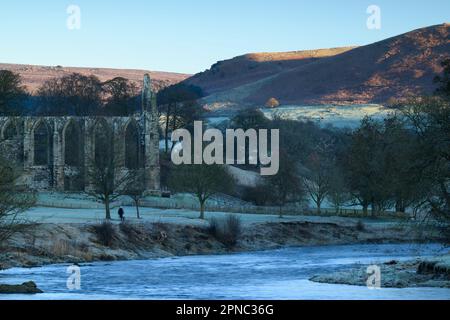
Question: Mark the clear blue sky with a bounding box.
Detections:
[0,0,449,74]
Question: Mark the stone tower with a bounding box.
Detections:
[142,73,161,193]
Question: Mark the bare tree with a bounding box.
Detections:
[102,77,139,116]
[84,130,135,220]
[327,169,351,214]
[302,138,334,214]
[169,164,235,219]
[124,169,146,219]
[265,151,304,218]
[343,117,389,216]
[37,73,102,116]
[401,96,450,221]
[0,156,36,244]
[157,83,204,153]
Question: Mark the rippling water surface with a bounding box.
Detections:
[0,244,449,300]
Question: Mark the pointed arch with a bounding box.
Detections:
[93,118,112,167]
[1,119,18,140]
[33,120,51,166]
[124,120,140,169]
[63,119,82,166]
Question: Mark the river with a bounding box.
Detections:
[0,244,449,300]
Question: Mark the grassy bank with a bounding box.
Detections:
[0,213,446,271]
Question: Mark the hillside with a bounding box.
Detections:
[187,47,355,96]
[0,63,191,94]
[185,24,450,110]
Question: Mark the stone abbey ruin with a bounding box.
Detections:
[0,74,160,193]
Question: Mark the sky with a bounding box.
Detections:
[0,0,449,74]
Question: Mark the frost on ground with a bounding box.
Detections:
[310,254,450,288]
[2,192,448,283]
[19,205,400,227]
[261,104,391,128]
[206,104,391,129]
[0,204,446,272]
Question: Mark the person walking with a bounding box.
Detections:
[118,207,125,222]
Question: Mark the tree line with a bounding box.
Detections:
[0,70,141,116]
[0,69,206,118]
[168,59,450,223]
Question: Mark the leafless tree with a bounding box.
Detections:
[169,164,235,219]
[124,169,146,219]
[84,130,136,220]
[302,137,335,214]
[265,150,304,218]
[401,96,450,221]
[37,73,102,116]
[0,156,36,244]
[157,84,204,153]
[102,77,139,116]
[327,169,351,214]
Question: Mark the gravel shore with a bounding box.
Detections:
[310,254,450,288]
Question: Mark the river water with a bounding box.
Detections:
[0,244,449,300]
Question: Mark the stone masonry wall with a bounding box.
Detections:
[0,113,160,193]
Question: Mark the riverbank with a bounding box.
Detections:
[0,209,447,271]
[310,254,450,288]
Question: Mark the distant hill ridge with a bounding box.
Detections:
[185,23,450,109]
[0,63,191,94]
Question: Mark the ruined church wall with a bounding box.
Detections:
[0,113,160,193]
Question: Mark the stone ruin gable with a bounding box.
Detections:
[0,113,160,193]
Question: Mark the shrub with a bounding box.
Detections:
[92,221,116,247]
[356,220,366,232]
[207,217,219,235]
[49,239,71,256]
[224,215,242,247]
[208,215,242,248]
